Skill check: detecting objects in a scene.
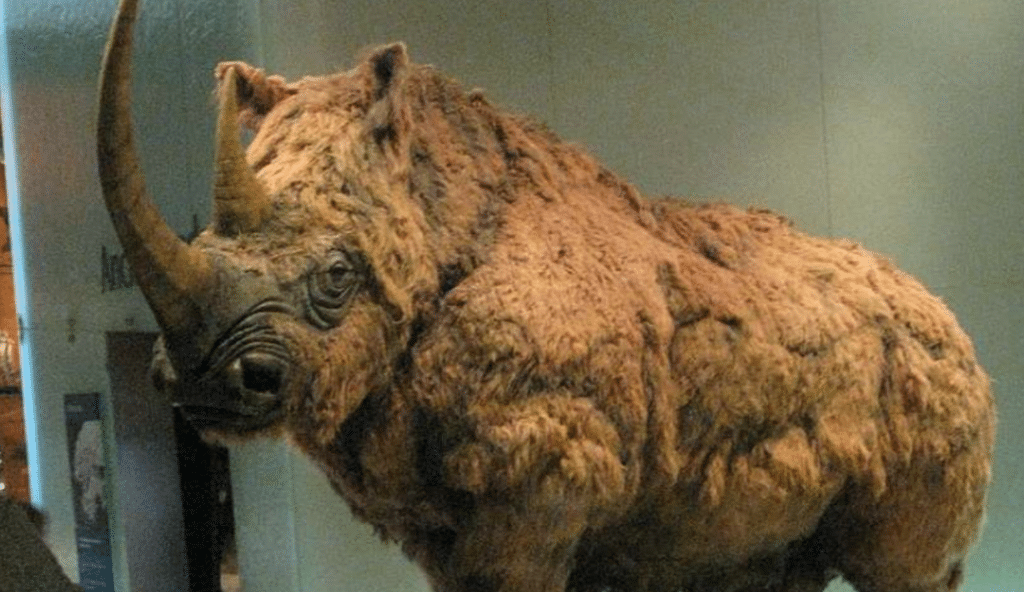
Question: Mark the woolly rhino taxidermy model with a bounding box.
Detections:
[97,0,994,591]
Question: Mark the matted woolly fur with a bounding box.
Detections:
[129,37,992,591]
[211,46,993,592]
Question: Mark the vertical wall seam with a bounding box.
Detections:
[814,0,835,236]
[253,0,269,75]
[543,0,558,130]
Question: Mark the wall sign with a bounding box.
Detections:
[64,393,114,592]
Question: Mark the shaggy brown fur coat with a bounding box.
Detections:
[209,46,993,592]
[99,2,994,585]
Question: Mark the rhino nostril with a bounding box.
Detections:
[240,355,284,393]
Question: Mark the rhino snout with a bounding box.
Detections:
[169,347,291,434]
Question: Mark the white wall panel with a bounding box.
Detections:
[0,0,259,588]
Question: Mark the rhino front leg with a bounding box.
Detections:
[438,394,632,592]
[438,501,581,592]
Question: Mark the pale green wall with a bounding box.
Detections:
[1,0,1020,591]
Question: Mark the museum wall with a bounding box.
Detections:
[0,0,261,589]
[0,0,1020,591]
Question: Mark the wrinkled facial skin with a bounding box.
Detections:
[151,297,296,437]
[151,227,387,442]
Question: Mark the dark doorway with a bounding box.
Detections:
[174,409,237,592]
[107,332,237,592]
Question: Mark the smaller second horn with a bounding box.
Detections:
[213,66,271,236]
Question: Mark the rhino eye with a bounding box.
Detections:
[307,253,361,329]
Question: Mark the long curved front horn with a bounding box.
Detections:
[97,0,213,336]
[213,67,272,236]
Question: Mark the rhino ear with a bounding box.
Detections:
[365,43,411,157]
[215,61,295,132]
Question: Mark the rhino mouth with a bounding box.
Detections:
[175,300,294,433]
[178,401,284,433]
[176,351,288,433]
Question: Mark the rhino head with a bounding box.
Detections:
[97,0,435,447]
